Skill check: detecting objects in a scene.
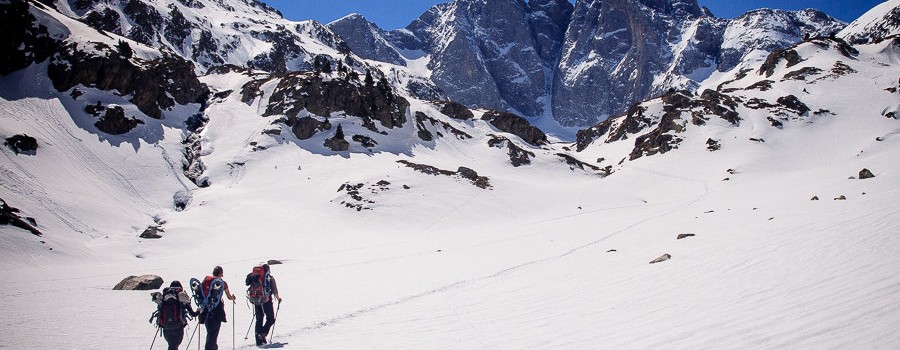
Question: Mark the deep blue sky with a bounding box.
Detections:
[260,0,884,30]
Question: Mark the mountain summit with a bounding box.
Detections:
[332,0,845,127]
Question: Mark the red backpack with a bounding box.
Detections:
[246,265,270,305]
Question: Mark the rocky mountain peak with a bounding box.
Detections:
[840,0,900,44]
[328,13,406,66]
[639,0,703,18]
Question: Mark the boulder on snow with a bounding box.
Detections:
[5,134,38,155]
[649,254,672,264]
[811,196,820,201]
[438,100,474,120]
[94,105,144,135]
[834,195,847,201]
[267,260,283,265]
[113,275,163,290]
[676,234,696,240]
[0,198,42,236]
[859,168,875,179]
[139,226,163,239]
[323,124,350,151]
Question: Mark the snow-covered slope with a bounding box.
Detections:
[840,0,900,44]
[1,1,899,349]
[53,0,351,72]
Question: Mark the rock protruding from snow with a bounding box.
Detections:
[488,135,535,167]
[840,0,900,44]
[265,72,409,133]
[70,0,351,72]
[323,125,351,152]
[859,168,876,179]
[113,275,163,290]
[4,134,38,155]
[650,254,672,264]
[482,110,548,146]
[0,198,42,237]
[139,226,164,239]
[397,160,491,189]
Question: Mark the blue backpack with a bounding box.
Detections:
[190,276,224,311]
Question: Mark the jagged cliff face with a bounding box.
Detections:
[58,0,849,128]
[551,0,845,126]
[553,0,704,126]
[526,0,574,66]
[404,0,552,117]
[328,14,406,66]
[338,0,842,127]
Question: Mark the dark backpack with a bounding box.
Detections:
[245,265,271,305]
[153,287,187,330]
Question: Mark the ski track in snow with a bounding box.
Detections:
[277,165,711,340]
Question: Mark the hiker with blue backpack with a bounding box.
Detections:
[150,280,199,350]
[190,266,237,350]
[246,263,282,346]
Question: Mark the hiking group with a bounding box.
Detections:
[150,264,281,349]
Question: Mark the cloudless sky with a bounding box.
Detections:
[260,0,885,30]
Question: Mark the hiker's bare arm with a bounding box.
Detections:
[225,286,237,300]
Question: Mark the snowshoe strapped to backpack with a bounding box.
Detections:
[190,276,225,311]
[246,265,271,305]
[152,286,188,330]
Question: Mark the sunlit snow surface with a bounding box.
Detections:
[1,2,900,350]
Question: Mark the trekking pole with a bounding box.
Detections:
[184,317,200,350]
[269,301,281,344]
[184,320,199,350]
[232,301,236,350]
[150,327,160,350]
[244,307,256,340]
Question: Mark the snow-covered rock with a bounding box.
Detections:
[840,0,900,44]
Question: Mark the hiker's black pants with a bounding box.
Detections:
[162,327,184,350]
[204,320,221,350]
[255,300,276,338]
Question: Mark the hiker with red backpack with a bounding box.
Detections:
[191,266,237,350]
[150,281,199,350]
[246,263,282,346]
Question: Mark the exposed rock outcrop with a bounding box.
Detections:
[5,134,38,155]
[93,105,144,135]
[482,110,547,146]
[397,160,491,189]
[438,100,475,121]
[113,275,163,291]
[323,125,350,152]
[0,198,42,237]
[265,72,409,132]
[859,168,876,179]
[0,0,58,76]
[49,46,209,119]
[488,135,535,167]
[140,226,163,239]
[650,254,672,264]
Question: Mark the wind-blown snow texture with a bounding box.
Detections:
[1,1,900,349]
